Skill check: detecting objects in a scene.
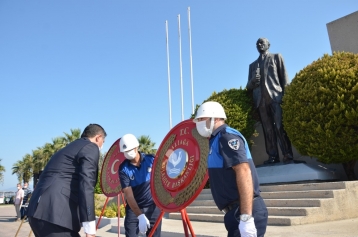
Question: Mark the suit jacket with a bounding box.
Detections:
[27,137,100,232]
[246,53,289,108]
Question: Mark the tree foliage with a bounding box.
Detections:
[94,171,103,194]
[12,128,81,184]
[138,135,157,155]
[282,52,358,172]
[0,159,5,185]
[94,152,106,194]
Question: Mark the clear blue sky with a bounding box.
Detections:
[0,1,356,190]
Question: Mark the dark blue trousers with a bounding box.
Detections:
[28,217,80,237]
[224,196,268,237]
[124,203,162,237]
[20,206,28,219]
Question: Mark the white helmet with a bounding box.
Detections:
[119,134,139,152]
[194,101,227,122]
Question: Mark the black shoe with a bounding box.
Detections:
[283,154,294,164]
[263,157,280,164]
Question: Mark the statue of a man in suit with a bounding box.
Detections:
[246,38,294,164]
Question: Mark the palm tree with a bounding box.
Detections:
[12,160,25,183]
[42,142,55,165]
[42,137,66,164]
[12,154,34,184]
[51,137,67,153]
[64,128,81,144]
[0,159,5,185]
[21,154,34,183]
[137,135,157,155]
[32,147,46,187]
[32,147,46,174]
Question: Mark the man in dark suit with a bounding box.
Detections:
[246,38,293,164]
[27,124,106,237]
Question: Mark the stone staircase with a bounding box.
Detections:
[168,181,358,225]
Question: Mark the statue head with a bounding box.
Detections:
[256,38,270,54]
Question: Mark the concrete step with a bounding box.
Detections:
[194,194,214,200]
[261,190,334,199]
[267,215,305,226]
[267,214,336,226]
[169,213,224,222]
[170,212,318,225]
[190,199,216,206]
[189,199,325,209]
[264,198,327,207]
[170,212,319,225]
[186,206,221,215]
[200,189,212,194]
[260,182,346,192]
[171,181,358,226]
[267,207,320,216]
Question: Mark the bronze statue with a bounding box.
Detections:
[246,38,293,164]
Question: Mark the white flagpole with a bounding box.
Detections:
[165,20,172,129]
[178,14,184,121]
[188,7,194,115]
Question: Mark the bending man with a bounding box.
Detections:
[119,134,162,237]
[27,124,106,237]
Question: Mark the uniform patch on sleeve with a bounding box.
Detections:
[228,139,240,150]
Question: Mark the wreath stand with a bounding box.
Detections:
[148,208,195,237]
[96,191,126,237]
[14,203,33,237]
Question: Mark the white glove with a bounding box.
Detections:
[239,217,257,237]
[137,214,150,234]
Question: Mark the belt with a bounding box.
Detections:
[221,201,239,214]
[221,196,260,214]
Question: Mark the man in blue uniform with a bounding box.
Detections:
[118,134,162,237]
[194,101,268,237]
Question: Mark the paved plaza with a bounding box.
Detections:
[1,205,358,237]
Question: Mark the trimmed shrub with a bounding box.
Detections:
[94,194,106,210]
[282,52,358,179]
[95,209,102,217]
[119,204,126,218]
[103,209,116,218]
[94,172,102,194]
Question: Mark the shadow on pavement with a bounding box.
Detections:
[0,216,18,222]
[99,225,220,237]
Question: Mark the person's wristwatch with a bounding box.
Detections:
[240,214,252,222]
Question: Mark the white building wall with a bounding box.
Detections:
[327,11,358,54]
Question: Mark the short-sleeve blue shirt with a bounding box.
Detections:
[119,153,154,208]
[208,124,261,210]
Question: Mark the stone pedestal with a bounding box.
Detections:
[256,162,339,185]
[250,122,358,181]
